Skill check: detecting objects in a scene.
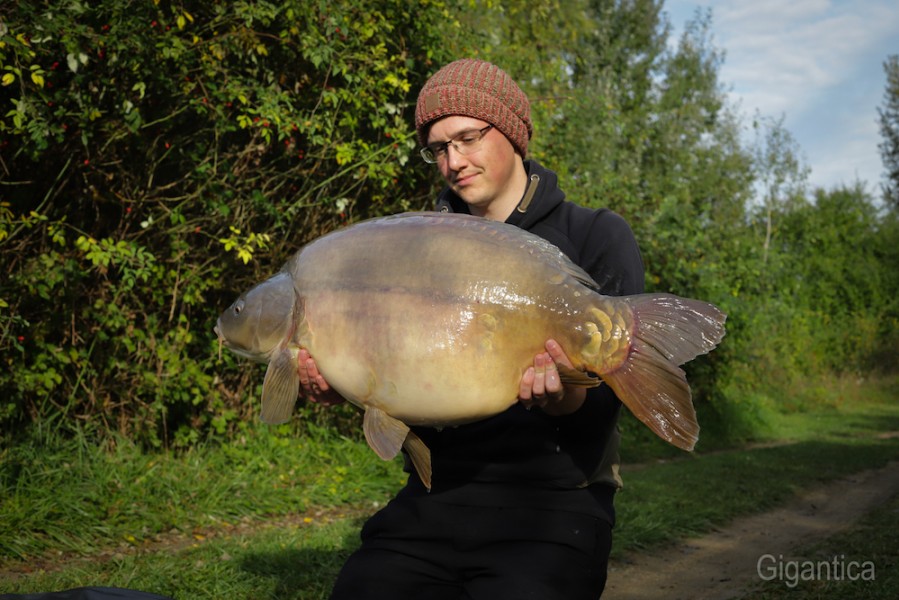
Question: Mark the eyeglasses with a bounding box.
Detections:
[420,124,495,164]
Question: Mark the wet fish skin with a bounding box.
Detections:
[215,212,727,489]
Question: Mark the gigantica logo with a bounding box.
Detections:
[757,554,875,588]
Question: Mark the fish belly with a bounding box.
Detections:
[300,287,549,425]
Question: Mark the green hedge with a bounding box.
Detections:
[0,0,465,446]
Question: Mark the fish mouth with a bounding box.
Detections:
[213,323,264,362]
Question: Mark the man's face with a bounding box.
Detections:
[427,115,522,216]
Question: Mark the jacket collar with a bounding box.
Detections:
[434,159,566,227]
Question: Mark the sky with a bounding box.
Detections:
[664,0,899,195]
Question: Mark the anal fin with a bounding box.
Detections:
[402,430,432,491]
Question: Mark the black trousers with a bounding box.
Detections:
[330,495,612,600]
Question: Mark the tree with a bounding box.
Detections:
[751,114,809,264]
[777,184,891,371]
[877,55,899,209]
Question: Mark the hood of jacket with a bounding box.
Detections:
[434,160,565,228]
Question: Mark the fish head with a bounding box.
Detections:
[215,271,297,363]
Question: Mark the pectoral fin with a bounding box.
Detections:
[260,349,300,424]
[402,430,432,491]
[362,406,410,461]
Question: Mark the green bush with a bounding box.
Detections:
[0,0,463,446]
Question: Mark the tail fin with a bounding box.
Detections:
[600,294,726,451]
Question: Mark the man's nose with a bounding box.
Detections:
[446,143,467,169]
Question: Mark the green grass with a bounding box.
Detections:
[0,422,405,561]
[614,434,899,555]
[619,371,899,463]
[1,375,897,598]
[741,494,899,599]
[1,515,366,599]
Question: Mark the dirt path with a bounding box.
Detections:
[4,443,898,598]
[604,459,899,599]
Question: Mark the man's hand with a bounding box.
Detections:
[518,339,586,416]
[297,349,346,406]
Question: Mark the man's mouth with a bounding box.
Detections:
[454,173,478,187]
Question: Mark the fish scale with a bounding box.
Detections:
[215,212,727,489]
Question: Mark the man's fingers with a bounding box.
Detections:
[519,366,535,405]
[545,339,574,368]
[544,359,562,397]
[296,349,312,387]
[532,353,547,396]
[520,349,568,409]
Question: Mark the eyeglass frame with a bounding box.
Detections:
[419,124,495,164]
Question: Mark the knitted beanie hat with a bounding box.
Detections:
[415,59,533,157]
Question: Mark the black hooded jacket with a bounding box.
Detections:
[400,159,645,524]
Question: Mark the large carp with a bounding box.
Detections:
[215,212,726,489]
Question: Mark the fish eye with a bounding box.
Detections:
[232,299,245,315]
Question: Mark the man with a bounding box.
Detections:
[302,58,644,599]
